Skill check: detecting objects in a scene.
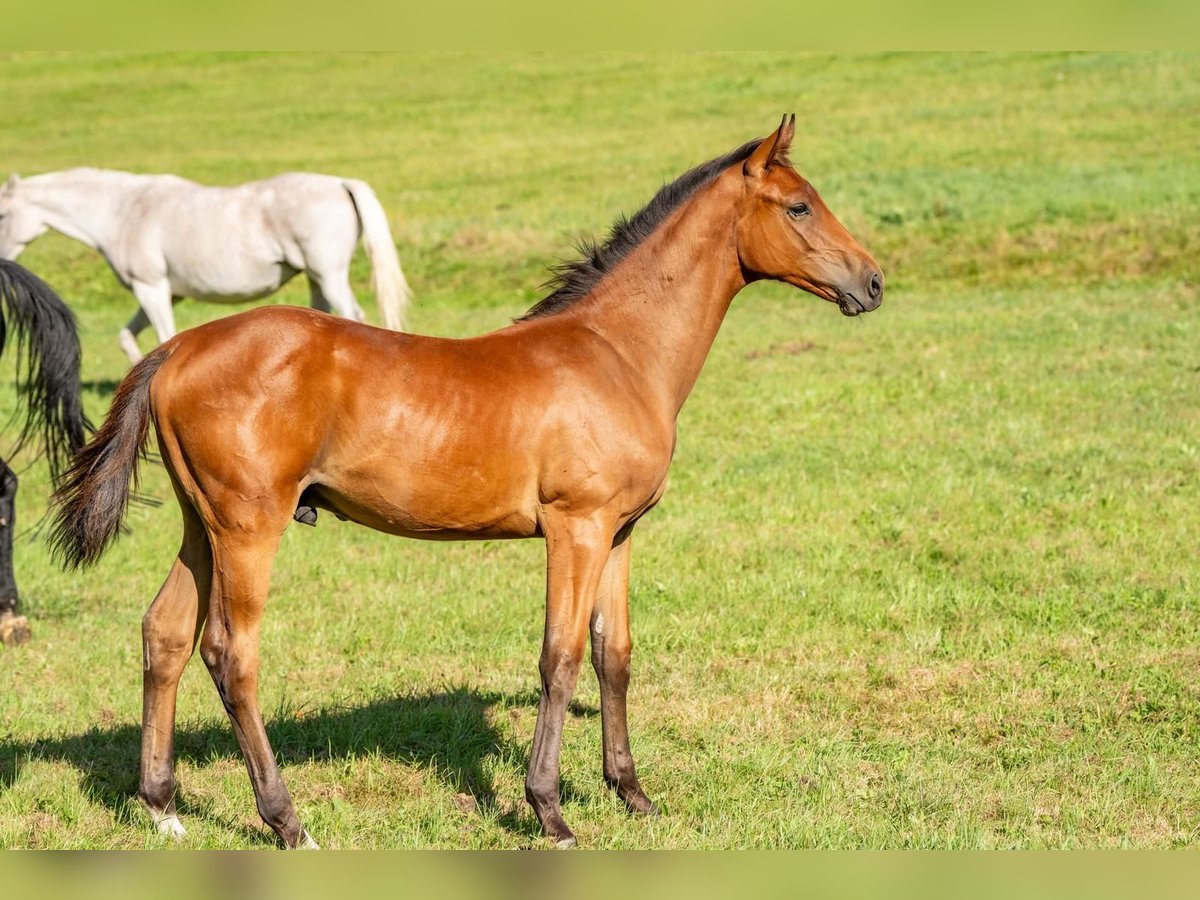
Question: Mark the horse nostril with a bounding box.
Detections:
[868,272,883,301]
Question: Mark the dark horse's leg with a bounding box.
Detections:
[0,459,30,645]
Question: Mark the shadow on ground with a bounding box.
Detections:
[81,378,121,398]
[2,687,599,846]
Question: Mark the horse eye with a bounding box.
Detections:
[787,203,811,219]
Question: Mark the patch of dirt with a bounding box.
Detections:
[745,341,821,360]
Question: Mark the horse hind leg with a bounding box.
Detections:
[200,522,316,849]
[140,500,212,837]
[306,268,365,323]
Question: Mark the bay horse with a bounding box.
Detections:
[0,168,412,363]
[0,260,89,645]
[49,117,883,847]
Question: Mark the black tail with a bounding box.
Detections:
[48,345,171,570]
[0,260,91,484]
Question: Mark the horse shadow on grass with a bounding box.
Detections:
[81,378,121,399]
[1,687,600,846]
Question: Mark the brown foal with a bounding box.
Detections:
[51,116,883,848]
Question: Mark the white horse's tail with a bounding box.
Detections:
[342,179,411,331]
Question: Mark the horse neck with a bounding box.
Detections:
[571,175,747,419]
[21,171,128,252]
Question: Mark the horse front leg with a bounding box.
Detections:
[0,460,29,646]
[590,531,656,815]
[526,512,616,847]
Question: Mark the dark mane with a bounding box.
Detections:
[518,137,765,321]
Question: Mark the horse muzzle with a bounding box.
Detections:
[837,270,884,317]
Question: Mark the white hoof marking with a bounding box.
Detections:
[154,814,187,838]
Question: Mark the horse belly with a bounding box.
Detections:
[310,448,542,541]
[311,483,540,540]
[170,257,297,302]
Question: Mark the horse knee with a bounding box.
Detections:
[540,643,586,692]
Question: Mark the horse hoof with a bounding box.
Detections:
[554,835,577,849]
[154,814,187,839]
[295,829,320,849]
[0,613,30,646]
[614,782,658,817]
[627,794,659,817]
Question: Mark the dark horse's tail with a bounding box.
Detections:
[48,345,171,570]
[0,260,90,483]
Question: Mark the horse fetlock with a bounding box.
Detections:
[257,786,304,846]
[538,810,576,847]
[602,765,656,815]
[139,769,177,809]
[618,785,658,817]
[525,785,576,845]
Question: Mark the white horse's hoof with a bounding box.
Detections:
[296,829,319,849]
[154,814,187,839]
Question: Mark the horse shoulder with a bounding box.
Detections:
[515,328,675,513]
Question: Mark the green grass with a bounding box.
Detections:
[0,51,1198,848]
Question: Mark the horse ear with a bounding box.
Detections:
[744,115,795,179]
[3,173,18,191]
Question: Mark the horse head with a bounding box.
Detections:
[0,175,44,261]
[734,116,884,317]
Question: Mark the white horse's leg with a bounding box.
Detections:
[308,276,332,314]
[309,273,364,326]
[307,267,365,323]
[131,280,177,349]
[117,307,150,364]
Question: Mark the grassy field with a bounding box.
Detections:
[0,51,1197,849]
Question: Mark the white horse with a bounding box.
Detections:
[0,168,412,362]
